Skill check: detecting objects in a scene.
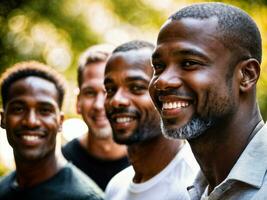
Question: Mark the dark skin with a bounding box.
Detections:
[1,76,66,188]
[149,17,262,192]
[128,136,184,183]
[104,48,184,183]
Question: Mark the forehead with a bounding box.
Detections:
[154,17,226,58]
[7,76,59,106]
[81,61,106,88]
[105,48,153,79]
[82,61,106,80]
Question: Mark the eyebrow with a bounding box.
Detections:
[152,47,209,61]
[104,76,150,85]
[125,76,150,83]
[8,100,25,106]
[173,49,209,60]
[8,100,56,108]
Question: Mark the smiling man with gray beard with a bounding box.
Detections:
[149,2,267,200]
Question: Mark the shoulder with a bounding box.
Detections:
[175,142,199,173]
[62,138,79,152]
[105,166,134,195]
[164,142,199,186]
[0,171,16,196]
[56,163,104,199]
[62,138,83,161]
[0,171,15,184]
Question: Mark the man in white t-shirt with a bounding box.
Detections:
[104,40,199,200]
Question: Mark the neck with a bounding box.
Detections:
[15,152,67,188]
[189,111,263,192]
[128,135,184,183]
[79,133,127,160]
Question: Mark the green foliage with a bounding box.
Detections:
[107,0,164,28]
[0,163,9,177]
[0,0,267,119]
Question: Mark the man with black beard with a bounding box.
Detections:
[104,40,199,200]
[149,2,267,199]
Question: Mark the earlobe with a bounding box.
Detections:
[76,95,81,114]
[76,101,81,114]
[0,111,5,129]
[58,112,64,132]
[239,58,260,92]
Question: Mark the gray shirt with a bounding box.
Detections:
[187,121,267,200]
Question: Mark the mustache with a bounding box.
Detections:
[106,107,140,118]
[156,89,195,99]
[14,127,47,135]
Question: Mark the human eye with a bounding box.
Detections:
[9,104,25,114]
[82,89,96,97]
[39,105,54,115]
[181,60,202,70]
[129,83,147,94]
[105,85,117,98]
[151,61,165,75]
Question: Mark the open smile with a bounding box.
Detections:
[110,113,137,130]
[157,94,194,118]
[16,131,46,145]
[162,100,190,110]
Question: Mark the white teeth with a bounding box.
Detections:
[162,101,189,110]
[116,117,131,123]
[22,135,40,141]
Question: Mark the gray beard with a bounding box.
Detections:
[161,117,212,140]
[91,126,113,139]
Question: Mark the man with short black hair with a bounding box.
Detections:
[0,61,104,200]
[104,40,199,200]
[149,2,267,199]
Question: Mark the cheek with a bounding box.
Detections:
[80,99,94,111]
[148,78,159,101]
[188,72,224,114]
[188,70,226,100]
[189,72,214,87]
[148,77,156,93]
[104,100,111,111]
[138,94,156,113]
[5,115,20,128]
[43,116,61,130]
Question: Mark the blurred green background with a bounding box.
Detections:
[0,0,267,176]
[0,0,266,118]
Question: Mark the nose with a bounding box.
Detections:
[109,88,130,108]
[94,92,105,110]
[22,110,40,128]
[153,66,182,91]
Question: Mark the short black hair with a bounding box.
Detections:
[77,44,114,88]
[113,40,155,53]
[0,61,66,109]
[170,2,262,64]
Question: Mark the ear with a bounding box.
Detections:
[0,110,5,129]
[76,94,81,114]
[58,111,64,132]
[239,58,260,92]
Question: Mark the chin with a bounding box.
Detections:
[160,117,209,140]
[93,127,112,139]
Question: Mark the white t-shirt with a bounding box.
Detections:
[105,143,199,200]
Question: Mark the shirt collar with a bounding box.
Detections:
[187,121,267,199]
[226,121,267,188]
[187,171,208,200]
